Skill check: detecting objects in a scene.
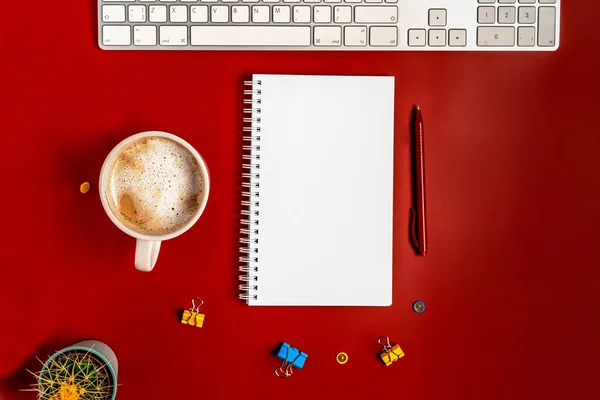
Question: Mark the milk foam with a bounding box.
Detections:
[107,137,204,235]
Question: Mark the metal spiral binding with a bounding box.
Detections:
[239,78,262,302]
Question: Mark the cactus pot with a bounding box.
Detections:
[37,340,118,400]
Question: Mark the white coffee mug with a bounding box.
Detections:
[99,131,210,272]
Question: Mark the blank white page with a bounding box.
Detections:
[248,75,394,306]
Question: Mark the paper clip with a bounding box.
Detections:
[181,297,205,328]
[377,336,405,367]
[274,343,308,378]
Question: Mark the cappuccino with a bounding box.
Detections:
[106,136,204,235]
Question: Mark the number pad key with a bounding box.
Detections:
[478,6,495,24]
[517,26,535,46]
[518,6,535,24]
[498,6,515,24]
[477,26,515,46]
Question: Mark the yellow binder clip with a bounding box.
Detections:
[181,297,205,328]
[377,336,404,367]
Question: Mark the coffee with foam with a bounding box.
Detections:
[106,136,204,235]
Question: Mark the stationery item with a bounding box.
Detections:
[99,131,210,272]
[410,106,428,256]
[275,343,308,378]
[336,352,348,365]
[378,336,404,367]
[181,297,205,328]
[80,182,91,194]
[239,74,395,306]
[412,300,425,313]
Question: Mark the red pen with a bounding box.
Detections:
[410,106,428,256]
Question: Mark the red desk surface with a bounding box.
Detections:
[1,2,599,399]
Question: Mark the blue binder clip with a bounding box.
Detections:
[274,343,308,378]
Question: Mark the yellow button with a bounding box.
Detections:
[80,182,91,194]
[336,352,348,364]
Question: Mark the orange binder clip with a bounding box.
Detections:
[181,297,205,328]
[378,336,404,366]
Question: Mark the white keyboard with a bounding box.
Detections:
[98,0,560,50]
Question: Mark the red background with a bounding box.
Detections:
[1,1,599,399]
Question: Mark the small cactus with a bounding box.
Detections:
[27,349,115,400]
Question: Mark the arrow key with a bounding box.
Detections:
[428,29,446,47]
[449,29,467,47]
[408,28,426,47]
[428,9,446,27]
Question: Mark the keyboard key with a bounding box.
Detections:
[518,0,535,3]
[477,6,495,24]
[539,0,555,3]
[134,26,157,45]
[293,6,311,23]
[263,0,279,3]
[159,26,188,45]
[428,9,446,27]
[180,0,198,2]
[538,7,556,47]
[191,5,209,22]
[370,26,397,46]
[428,29,446,47]
[102,5,126,22]
[223,0,240,2]
[334,6,351,23]
[201,0,219,3]
[232,5,250,22]
[517,26,535,46]
[478,0,495,3]
[344,26,367,46]
[242,0,260,3]
[102,26,131,46]
[498,6,515,24]
[314,6,331,23]
[149,5,167,22]
[283,0,301,3]
[129,5,147,22]
[252,5,270,22]
[477,26,515,46]
[211,5,229,22]
[498,0,515,3]
[273,6,291,23]
[448,29,467,47]
[304,0,321,3]
[518,6,535,24]
[365,0,383,3]
[191,26,310,46]
[354,6,397,24]
[170,5,188,22]
[407,28,426,47]
[325,0,342,3]
[314,26,342,46]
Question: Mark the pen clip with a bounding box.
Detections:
[410,208,420,253]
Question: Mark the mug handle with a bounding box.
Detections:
[135,240,161,272]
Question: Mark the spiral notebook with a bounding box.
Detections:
[240,74,395,306]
